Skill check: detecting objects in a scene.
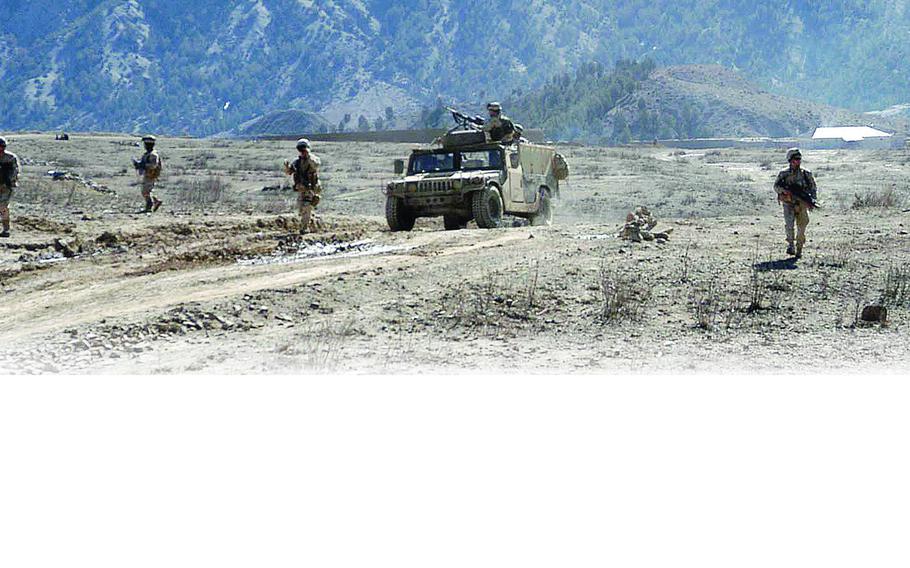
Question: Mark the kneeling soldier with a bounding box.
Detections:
[284,138,322,234]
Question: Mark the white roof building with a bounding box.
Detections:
[812,126,893,142]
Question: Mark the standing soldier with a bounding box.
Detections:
[774,148,818,258]
[132,135,163,213]
[0,137,21,238]
[482,102,517,144]
[284,138,322,234]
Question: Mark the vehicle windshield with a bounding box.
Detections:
[409,149,502,174]
[460,150,502,171]
[410,152,455,174]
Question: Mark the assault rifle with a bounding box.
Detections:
[785,185,820,209]
[446,107,485,131]
[0,162,14,188]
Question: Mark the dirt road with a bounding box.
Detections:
[0,220,525,340]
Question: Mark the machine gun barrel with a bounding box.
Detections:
[446,107,485,129]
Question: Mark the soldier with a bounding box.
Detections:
[0,137,21,238]
[482,102,517,144]
[284,138,322,234]
[132,135,163,213]
[773,148,818,258]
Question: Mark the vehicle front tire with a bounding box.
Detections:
[530,189,553,227]
[386,196,416,231]
[472,186,503,229]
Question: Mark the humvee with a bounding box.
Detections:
[384,127,568,231]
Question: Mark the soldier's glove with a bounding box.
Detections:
[778,190,793,204]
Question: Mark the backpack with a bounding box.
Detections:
[552,153,569,181]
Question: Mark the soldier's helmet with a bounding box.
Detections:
[786,148,802,162]
[296,138,311,151]
[487,102,502,114]
[0,137,6,147]
[142,135,157,144]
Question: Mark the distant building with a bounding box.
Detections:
[810,126,900,149]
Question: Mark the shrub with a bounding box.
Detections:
[598,262,651,322]
[851,187,902,209]
[881,263,910,307]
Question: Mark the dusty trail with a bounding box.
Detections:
[0,228,527,341]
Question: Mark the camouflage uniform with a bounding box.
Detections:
[134,137,163,212]
[774,153,817,257]
[482,102,517,143]
[483,115,517,143]
[0,139,21,237]
[285,151,322,233]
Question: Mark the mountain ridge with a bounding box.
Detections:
[2,1,910,135]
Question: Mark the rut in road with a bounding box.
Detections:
[2,229,528,341]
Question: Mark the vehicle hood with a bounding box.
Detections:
[404,170,500,182]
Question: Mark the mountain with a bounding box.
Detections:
[2,1,910,135]
[604,65,898,141]
[569,63,898,143]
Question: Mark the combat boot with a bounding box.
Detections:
[152,197,163,212]
[0,221,9,238]
[795,244,803,259]
[143,198,154,213]
[786,244,796,256]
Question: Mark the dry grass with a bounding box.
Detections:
[597,261,651,322]
[275,318,356,372]
[690,281,743,331]
[851,187,903,209]
[177,176,230,207]
[813,241,853,269]
[881,263,910,307]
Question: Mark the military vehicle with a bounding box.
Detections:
[384,109,568,231]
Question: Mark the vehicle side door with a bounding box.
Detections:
[505,149,526,207]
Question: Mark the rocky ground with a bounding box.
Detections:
[0,134,908,374]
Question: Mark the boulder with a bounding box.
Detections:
[861,305,888,323]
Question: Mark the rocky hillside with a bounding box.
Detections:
[604,65,891,141]
[503,62,901,143]
[2,1,910,135]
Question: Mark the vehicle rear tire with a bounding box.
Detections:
[472,186,503,229]
[443,215,467,231]
[386,196,416,231]
[530,190,553,227]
